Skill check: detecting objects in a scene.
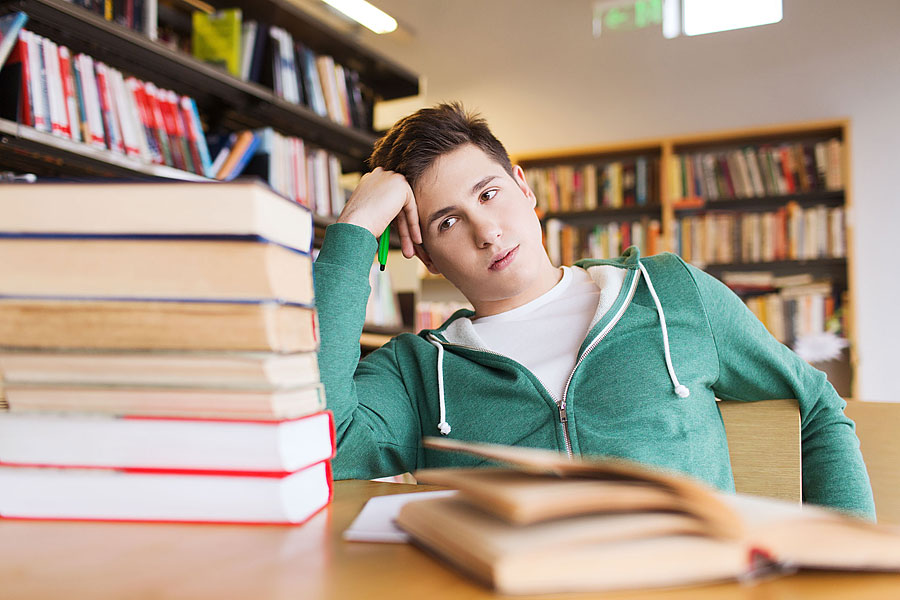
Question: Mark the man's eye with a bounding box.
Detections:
[438,217,458,231]
[481,189,497,202]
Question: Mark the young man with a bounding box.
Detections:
[313,103,874,518]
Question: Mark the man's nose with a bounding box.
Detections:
[473,215,502,247]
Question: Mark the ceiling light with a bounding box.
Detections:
[320,0,398,34]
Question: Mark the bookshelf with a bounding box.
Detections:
[0,0,418,177]
[515,120,856,397]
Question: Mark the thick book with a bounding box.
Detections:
[0,349,319,389]
[396,437,900,595]
[0,459,331,524]
[0,237,313,305]
[0,298,318,352]
[1,381,325,421]
[0,410,334,473]
[1,180,312,253]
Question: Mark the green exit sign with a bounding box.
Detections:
[593,0,663,36]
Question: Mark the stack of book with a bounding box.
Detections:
[0,179,334,525]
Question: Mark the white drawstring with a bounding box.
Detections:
[638,262,690,398]
[428,337,452,434]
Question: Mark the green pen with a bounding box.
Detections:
[377,226,390,271]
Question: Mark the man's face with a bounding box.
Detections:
[413,144,560,316]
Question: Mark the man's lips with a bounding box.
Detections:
[489,246,519,271]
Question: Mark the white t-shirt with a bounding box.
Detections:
[470,266,601,400]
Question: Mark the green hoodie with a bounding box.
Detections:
[314,223,875,518]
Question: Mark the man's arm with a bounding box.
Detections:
[680,259,875,519]
[313,170,425,480]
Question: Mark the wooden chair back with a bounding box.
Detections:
[718,398,801,503]
[844,400,900,525]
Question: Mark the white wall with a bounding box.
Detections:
[358,0,900,400]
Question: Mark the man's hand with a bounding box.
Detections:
[337,167,422,259]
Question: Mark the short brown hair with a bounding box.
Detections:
[368,102,514,191]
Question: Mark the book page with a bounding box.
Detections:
[342,490,456,543]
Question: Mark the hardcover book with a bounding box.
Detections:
[0,459,332,525]
[1,179,313,253]
[0,298,319,352]
[0,410,334,473]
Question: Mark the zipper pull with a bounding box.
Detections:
[558,401,568,423]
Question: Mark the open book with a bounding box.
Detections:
[395,437,900,595]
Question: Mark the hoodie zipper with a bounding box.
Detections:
[428,267,640,459]
[428,335,566,446]
[557,270,640,458]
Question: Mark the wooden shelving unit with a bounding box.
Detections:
[0,0,418,175]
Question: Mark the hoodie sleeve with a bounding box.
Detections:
[313,223,422,479]
[679,259,875,519]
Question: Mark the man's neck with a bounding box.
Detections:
[471,263,564,318]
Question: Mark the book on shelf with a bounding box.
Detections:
[2,179,313,251]
[0,12,27,72]
[0,459,332,525]
[191,8,242,78]
[0,350,320,389]
[395,437,900,596]
[215,128,260,181]
[0,30,29,126]
[0,410,334,472]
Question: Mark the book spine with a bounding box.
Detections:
[75,54,107,149]
[9,33,34,127]
[141,81,173,167]
[93,61,124,153]
[57,46,82,143]
[180,95,212,177]
[156,87,186,170]
[108,66,142,158]
[25,31,50,132]
[41,37,70,139]
[127,77,161,164]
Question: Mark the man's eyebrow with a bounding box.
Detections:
[426,206,458,228]
[470,175,499,196]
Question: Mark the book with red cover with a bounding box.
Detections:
[0,32,31,125]
[0,410,334,473]
[57,45,82,143]
[93,60,124,153]
[0,459,333,525]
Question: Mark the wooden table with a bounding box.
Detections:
[2,480,899,599]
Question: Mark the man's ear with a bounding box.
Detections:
[413,243,441,275]
[512,165,537,209]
